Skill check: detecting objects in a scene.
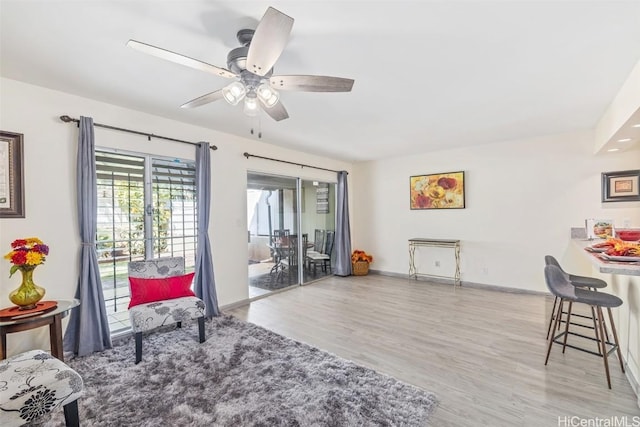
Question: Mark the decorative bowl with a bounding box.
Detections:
[616,228,640,241]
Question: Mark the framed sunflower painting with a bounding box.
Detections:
[410,171,465,210]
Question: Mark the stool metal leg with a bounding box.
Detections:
[596,306,612,389]
[590,306,602,355]
[63,400,80,427]
[562,301,573,353]
[545,298,564,365]
[606,307,625,373]
[546,295,558,340]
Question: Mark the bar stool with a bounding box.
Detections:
[543,264,624,388]
[544,255,608,340]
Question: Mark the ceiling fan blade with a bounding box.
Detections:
[180,90,225,109]
[127,40,237,79]
[270,75,354,92]
[246,7,294,76]
[259,99,289,121]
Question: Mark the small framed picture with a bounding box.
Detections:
[0,130,25,218]
[601,170,640,203]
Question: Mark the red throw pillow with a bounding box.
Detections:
[128,272,196,309]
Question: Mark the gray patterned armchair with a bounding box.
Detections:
[127,257,206,364]
[0,350,83,426]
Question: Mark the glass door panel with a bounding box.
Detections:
[247,172,299,297]
[301,180,336,284]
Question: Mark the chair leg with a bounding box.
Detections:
[596,306,612,389]
[545,298,564,365]
[606,307,625,373]
[590,306,602,355]
[546,295,558,340]
[198,317,206,343]
[562,301,573,353]
[135,332,143,364]
[63,399,80,427]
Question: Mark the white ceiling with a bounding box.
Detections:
[2,1,640,162]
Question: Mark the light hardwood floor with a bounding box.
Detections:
[228,274,640,426]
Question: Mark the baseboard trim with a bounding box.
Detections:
[221,298,252,311]
[623,360,640,409]
[626,365,640,408]
[368,269,548,296]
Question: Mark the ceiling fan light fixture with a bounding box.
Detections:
[243,95,259,117]
[222,81,247,105]
[257,83,279,108]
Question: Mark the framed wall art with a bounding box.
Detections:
[316,183,329,214]
[410,171,465,209]
[601,170,640,203]
[0,131,25,218]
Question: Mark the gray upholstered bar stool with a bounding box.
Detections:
[543,265,624,389]
[544,255,608,340]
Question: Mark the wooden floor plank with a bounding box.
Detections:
[228,275,640,426]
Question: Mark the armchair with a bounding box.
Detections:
[127,257,206,364]
[0,350,83,427]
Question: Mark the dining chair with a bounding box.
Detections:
[269,229,290,277]
[307,230,335,275]
[544,264,624,389]
[280,234,307,284]
[307,229,325,257]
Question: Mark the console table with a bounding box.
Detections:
[408,238,461,286]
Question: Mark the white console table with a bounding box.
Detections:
[408,238,461,286]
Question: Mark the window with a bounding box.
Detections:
[96,150,197,334]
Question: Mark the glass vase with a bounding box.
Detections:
[9,267,46,310]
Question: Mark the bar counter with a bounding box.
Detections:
[572,239,640,276]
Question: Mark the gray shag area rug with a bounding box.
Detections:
[41,315,438,426]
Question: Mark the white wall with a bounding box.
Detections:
[595,59,640,152]
[0,78,351,356]
[351,130,640,291]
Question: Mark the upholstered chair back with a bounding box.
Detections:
[128,257,185,279]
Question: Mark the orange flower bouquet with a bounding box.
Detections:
[351,250,373,276]
[351,250,373,264]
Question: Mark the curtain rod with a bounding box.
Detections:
[59,115,217,150]
[243,152,344,174]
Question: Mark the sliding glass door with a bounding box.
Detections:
[247,172,336,296]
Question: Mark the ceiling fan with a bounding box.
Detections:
[127,6,354,121]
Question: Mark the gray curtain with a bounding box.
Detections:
[194,142,220,317]
[63,116,112,356]
[334,171,352,276]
